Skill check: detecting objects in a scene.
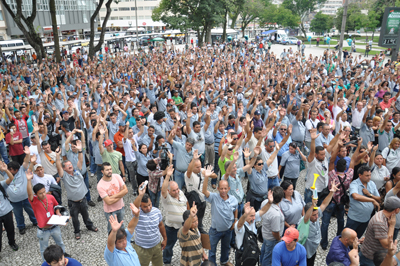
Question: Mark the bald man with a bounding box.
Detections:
[326,228,360,266]
[161,166,188,266]
[203,170,238,266]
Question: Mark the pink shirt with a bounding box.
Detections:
[97,174,125,213]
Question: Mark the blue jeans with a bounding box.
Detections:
[83,172,91,202]
[149,190,161,208]
[37,226,65,262]
[260,238,279,266]
[268,177,279,189]
[209,227,232,265]
[359,250,375,266]
[321,202,345,249]
[174,170,186,190]
[0,140,9,164]
[89,142,97,174]
[304,188,325,205]
[163,225,179,264]
[104,207,125,234]
[346,217,369,239]
[22,137,30,148]
[96,164,103,183]
[395,228,399,241]
[10,198,37,230]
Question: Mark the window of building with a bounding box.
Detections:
[0,12,3,21]
[83,12,88,23]
[138,6,143,10]
[119,16,131,20]
[119,7,130,11]
[110,16,118,20]
[131,7,136,10]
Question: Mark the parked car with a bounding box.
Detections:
[139,36,151,46]
[282,37,302,45]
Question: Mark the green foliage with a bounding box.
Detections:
[310,12,333,34]
[259,5,300,28]
[335,3,366,33]
[282,0,328,36]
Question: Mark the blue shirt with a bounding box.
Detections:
[334,156,351,173]
[326,235,351,266]
[274,132,292,157]
[348,178,380,223]
[104,229,140,266]
[280,151,301,179]
[6,165,28,202]
[41,257,82,266]
[249,164,269,195]
[315,133,334,148]
[205,192,238,232]
[272,241,307,266]
[227,168,245,203]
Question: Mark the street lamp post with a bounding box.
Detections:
[135,0,139,50]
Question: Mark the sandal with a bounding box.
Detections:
[75,232,81,240]
[88,226,98,232]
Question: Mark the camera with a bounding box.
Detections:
[158,143,170,170]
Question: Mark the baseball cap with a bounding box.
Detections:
[282,228,299,243]
[254,110,261,116]
[384,196,400,210]
[61,110,68,115]
[104,139,113,147]
[167,99,174,103]
[33,164,43,171]
[118,121,126,126]
[244,92,252,98]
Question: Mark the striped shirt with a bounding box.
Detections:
[360,211,389,260]
[214,129,225,153]
[161,191,188,229]
[178,227,203,266]
[134,207,162,249]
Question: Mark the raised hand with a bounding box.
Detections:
[329,181,338,193]
[166,165,174,176]
[233,151,239,161]
[243,147,251,158]
[193,149,200,160]
[0,161,7,172]
[204,165,214,177]
[190,201,198,217]
[25,169,33,180]
[130,203,140,217]
[30,154,37,163]
[310,128,319,140]
[24,146,30,155]
[268,190,273,204]
[243,202,251,215]
[75,140,83,151]
[253,146,261,155]
[55,147,61,156]
[109,214,123,232]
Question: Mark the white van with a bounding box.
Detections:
[0,40,25,56]
[274,30,288,44]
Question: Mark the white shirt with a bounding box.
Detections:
[332,105,343,121]
[30,145,41,164]
[352,107,367,129]
[370,163,390,189]
[382,147,400,172]
[32,174,57,193]
[123,137,138,162]
[261,147,279,177]
[305,119,320,142]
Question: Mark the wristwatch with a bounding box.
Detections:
[78,151,83,153]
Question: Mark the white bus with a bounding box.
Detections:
[0,39,24,48]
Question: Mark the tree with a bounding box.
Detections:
[238,0,268,37]
[49,0,61,63]
[88,0,116,59]
[0,0,45,63]
[282,0,328,37]
[152,0,225,46]
[310,12,333,35]
[334,3,362,33]
[259,5,300,28]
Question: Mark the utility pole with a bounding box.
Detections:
[135,0,139,49]
[338,0,349,60]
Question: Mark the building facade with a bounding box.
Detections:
[98,0,165,31]
[1,0,96,40]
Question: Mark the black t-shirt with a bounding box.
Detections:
[60,117,75,132]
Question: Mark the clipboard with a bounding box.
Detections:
[201,233,211,250]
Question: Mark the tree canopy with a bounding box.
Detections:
[310,12,333,35]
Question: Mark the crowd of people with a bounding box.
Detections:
[0,38,400,266]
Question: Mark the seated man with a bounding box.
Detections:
[104,203,141,266]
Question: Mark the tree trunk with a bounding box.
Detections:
[222,9,228,42]
[1,0,45,64]
[89,0,113,59]
[230,11,239,29]
[300,22,307,38]
[49,0,61,62]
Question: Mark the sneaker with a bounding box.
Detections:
[19,228,26,235]
[88,200,96,207]
[97,196,102,202]
[10,243,19,251]
[90,173,94,177]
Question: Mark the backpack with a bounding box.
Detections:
[235,225,261,266]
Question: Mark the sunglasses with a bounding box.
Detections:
[228,148,233,151]
[233,138,238,140]
[280,128,287,131]
[257,162,264,166]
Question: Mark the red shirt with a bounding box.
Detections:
[5,132,24,156]
[11,115,29,137]
[30,194,58,228]
[114,131,125,156]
